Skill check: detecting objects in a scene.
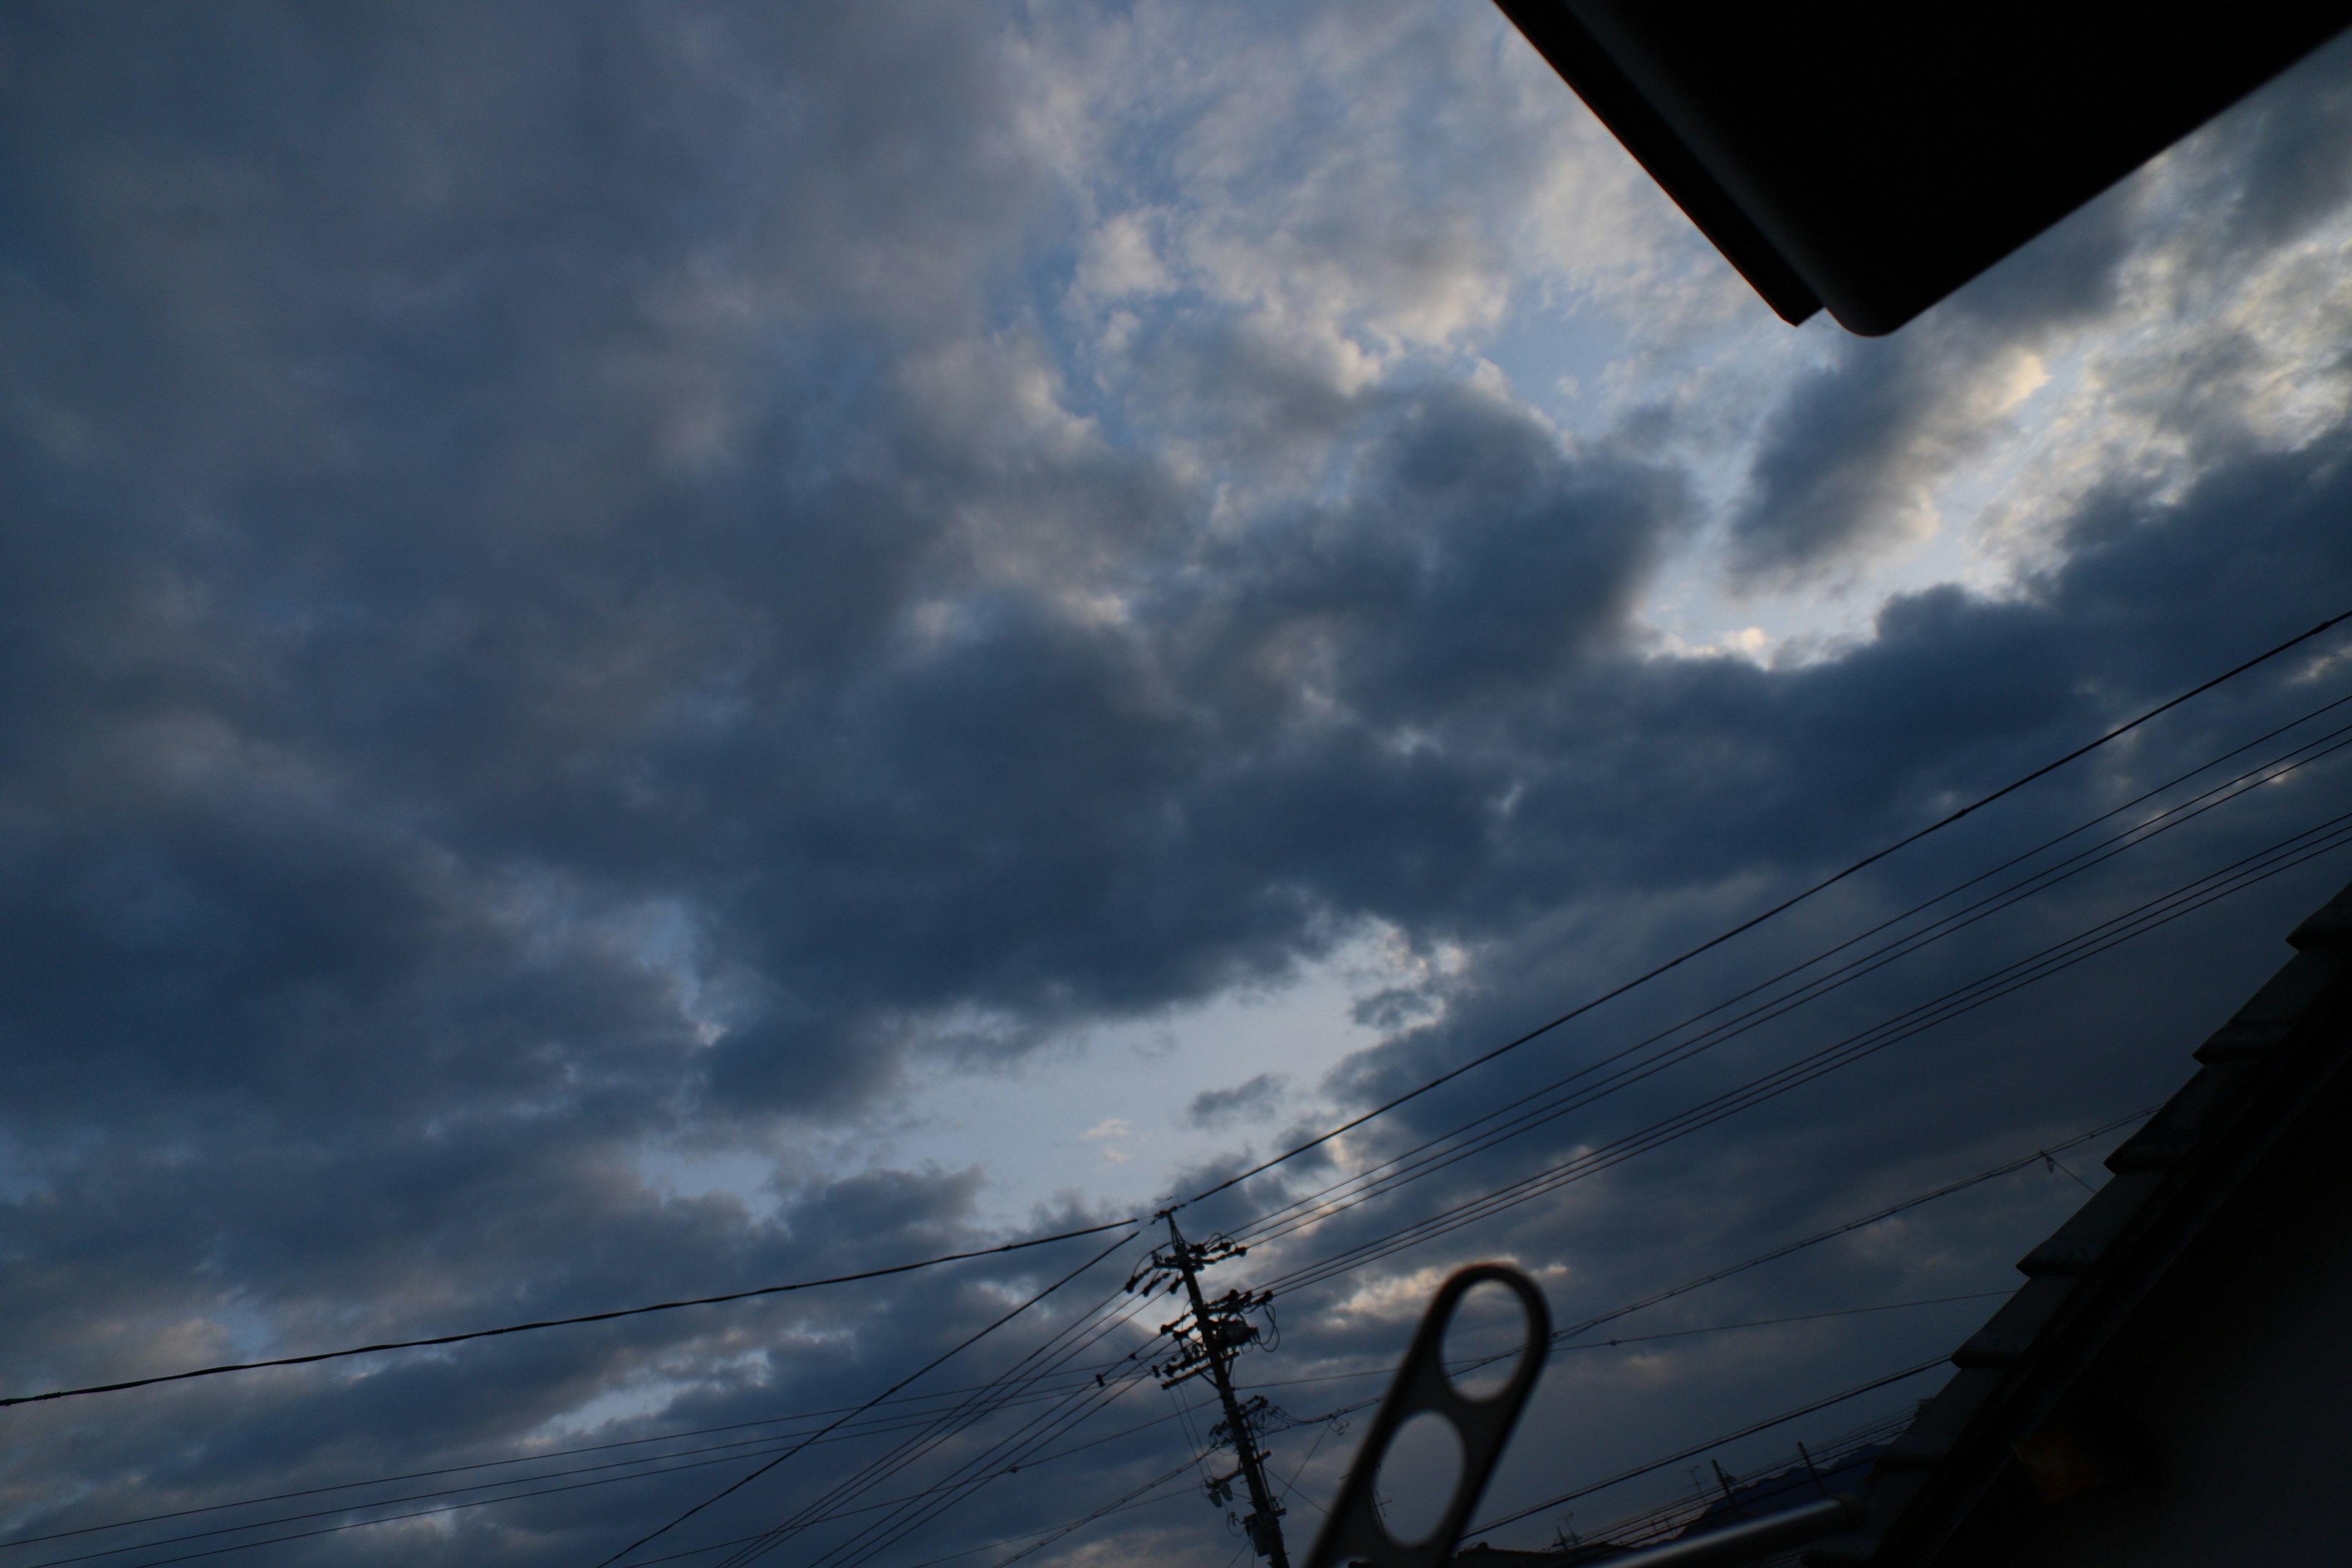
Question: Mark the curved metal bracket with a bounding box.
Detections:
[1301,1264,1551,1568]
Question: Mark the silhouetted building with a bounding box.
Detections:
[1804,876,2352,1565]
[1461,874,2352,1567]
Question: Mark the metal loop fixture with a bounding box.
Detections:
[1300,1264,1551,1568]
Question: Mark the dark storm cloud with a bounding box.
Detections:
[1136,386,2352,1545]
[1722,208,2131,586]
[1724,333,1991,584]
[0,15,1692,1525]
[0,3,1129,1548]
[6,3,2352,1566]
[1207,385,1685,723]
[1258,401,2352,1315]
[1186,1073,1287,1128]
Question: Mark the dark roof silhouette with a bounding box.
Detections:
[1802,875,2352,1565]
[1491,3,2352,333]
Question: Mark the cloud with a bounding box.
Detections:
[2,4,2351,1566]
[1724,333,2052,584]
[1185,1074,1287,1129]
[1719,34,2352,590]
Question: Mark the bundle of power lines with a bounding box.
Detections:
[7,608,2351,1568]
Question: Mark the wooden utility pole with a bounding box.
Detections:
[1142,1214,1291,1568]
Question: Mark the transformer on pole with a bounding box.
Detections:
[1133,1215,1292,1568]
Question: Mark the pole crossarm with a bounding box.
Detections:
[1135,1216,1294,1568]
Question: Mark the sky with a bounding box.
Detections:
[4,4,2352,1567]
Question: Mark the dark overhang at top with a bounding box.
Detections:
[1491,3,2352,334]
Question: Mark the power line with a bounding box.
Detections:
[699,1286,1172,1568]
[0,1219,1139,1412]
[685,1257,1189,1568]
[593,1231,1136,1568]
[1545,1291,2011,1355]
[633,1269,1162,1568]
[1226,697,2352,1249]
[12,1395,1208,1568]
[1467,1355,1952,1536]
[794,799,2314,1568]
[719,1180,2068,1568]
[1173,605,2352,1215]
[24,1111,2123,1567]
[1212,1291,2016,1444]
[4,1291,2016,1566]
[20,613,2342,1439]
[1260,812,2351,1295]
[785,1370,1159,1568]
[1251,720,2352,1260]
[1218,1290,2004,1404]
[726,1253,1234,1568]
[6,1388,1206,1568]
[10,1280,1163,1568]
[0,1367,1154,1555]
[1555,1409,1909,1554]
[889,1458,1204,1568]
[798,1109,2141,1568]
[693,1280,1174,1568]
[609,1461,1207,1568]
[746,1343,1160,1568]
[30,854,2219,1564]
[1518,1112,2143,1350]
[28,624,2348,1568]
[15,1104,2140,1566]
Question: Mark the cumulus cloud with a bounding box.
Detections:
[1725,333,2053,584]
[4,4,2352,1567]
[1185,1073,1287,1129]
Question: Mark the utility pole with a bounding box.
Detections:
[1136,1213,1291,1568]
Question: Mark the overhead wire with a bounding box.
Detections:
[12,611,2342,1464]
[665,1329,1162,1568]
[11,1243,1179,1568]
[748,1240,1275,1568]
[742,1349,1163,1568]
[17,1396,1215,1568]
[16,1108,2129,1567]
[0,1365,1162,1556]
[737,1284,1182,1552]
[28,799,2267,1561]
[591,1229,1136,1568]
[1224,698,2352,1248]
[1556,1409,1910,1554]
[691,1276,1182,1568]
[9,1383,1215,1568]
[1172,605,2352,1215]
[929,1458,1205,1568]
[29,619,2351,1568]
[41,738,2277,1561]
[822,660,2352,1566]
[782,1099,2149,1568]
[1208,1290,2016,1442]
[780,1366,1164,1568]
[559,1253,1183,1568]
[1515,1109,2143,1354]
[7,1103,2149,1564]
[1467,1354,1953,1536]
[17,1295,2014,1568]
[20,1276,1173,1568]
[0,1221,1139,1412]
[624,1459,1208,1568]
[1260,807,2352,1295]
